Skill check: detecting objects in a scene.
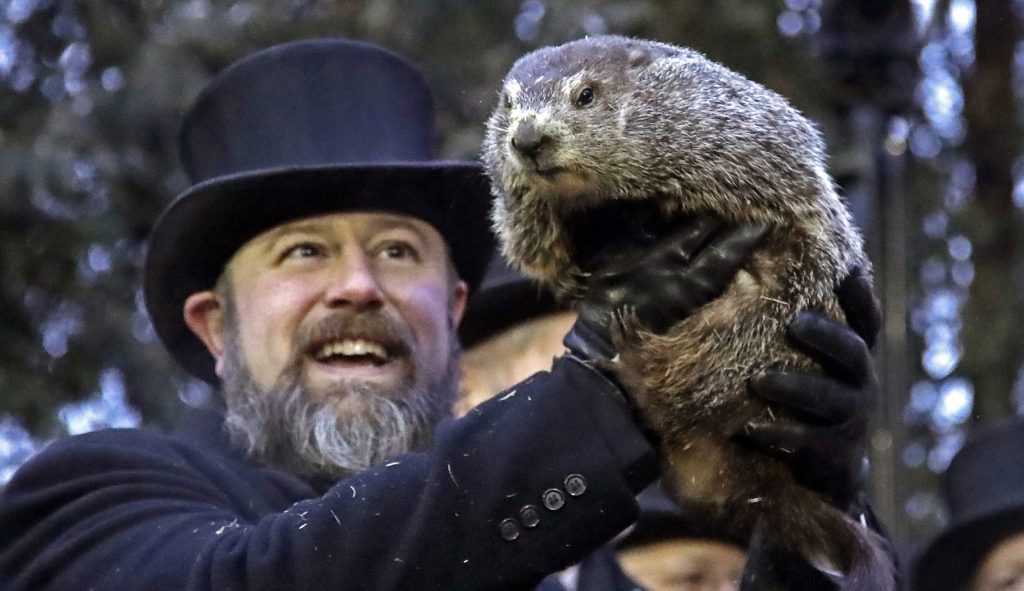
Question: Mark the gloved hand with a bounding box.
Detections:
[739,267,881,511]
[563,215,768,362]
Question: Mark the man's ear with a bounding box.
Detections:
[183,291,227,377]
[452,280,469,326]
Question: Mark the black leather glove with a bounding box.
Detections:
[563,216,768,362]
[739,267,881,511]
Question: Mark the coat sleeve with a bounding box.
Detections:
[0,356,657,591]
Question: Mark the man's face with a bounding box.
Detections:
[972,531,1024,591]
[185,211,467,478]
[617,539,746,591]
[225,212,462,396]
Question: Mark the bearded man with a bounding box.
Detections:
[0,38,883,591]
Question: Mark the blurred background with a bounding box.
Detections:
[1,0,1021,568]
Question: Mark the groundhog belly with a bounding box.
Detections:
[661,436,731,505]
[614,233,845,532]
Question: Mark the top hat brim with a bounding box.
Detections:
[145,161,495,385]
[913,503,1024,591]
[613,508,748,552]
[613,486,748,552]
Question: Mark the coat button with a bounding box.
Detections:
[564,474,587,497]
[542,488,566,511]
[499,518,520,541]
[520,505,540,528]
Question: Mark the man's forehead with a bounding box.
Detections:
[222,211,450,275]
[258,211,441,241]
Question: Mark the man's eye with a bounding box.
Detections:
[283,242,324,260]
[668,571,708,591]
[379,242,418,261]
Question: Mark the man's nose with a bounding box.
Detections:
[323,251,385,310]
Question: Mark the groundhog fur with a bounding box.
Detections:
[482,36,892,591]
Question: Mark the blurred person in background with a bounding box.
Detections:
[457,254,571,415]
[913,416,1024,591]
[576,485,747,591]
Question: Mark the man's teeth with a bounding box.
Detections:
[314,339,389,362]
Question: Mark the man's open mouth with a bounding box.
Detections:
[310,339,393,366]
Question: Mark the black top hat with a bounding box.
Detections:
[913,417,1024,591]
[456,253,564,349]
[144,38,495,384]
[614,485,748,552]
[573,485,746,591]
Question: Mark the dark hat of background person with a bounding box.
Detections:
[573,485,747,590]
[457,252,564,349]
[913,416,1024,591]
[614,485,748,552]
[144,38,495,384]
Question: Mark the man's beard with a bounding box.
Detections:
[218,308,461,481]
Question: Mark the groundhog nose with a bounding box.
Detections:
[511,120,547,156]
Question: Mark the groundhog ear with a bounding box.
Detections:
[627,48,653,68]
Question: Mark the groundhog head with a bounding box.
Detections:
[483,35,831,292]
[484,36,677,210]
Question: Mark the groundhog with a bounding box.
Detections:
[482,36,892,591]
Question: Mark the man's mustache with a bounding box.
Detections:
[292,310,415,362]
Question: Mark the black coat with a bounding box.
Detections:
[0,357,656,591]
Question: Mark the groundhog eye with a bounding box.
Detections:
[575,86,595,107]
[502,91,512,109]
